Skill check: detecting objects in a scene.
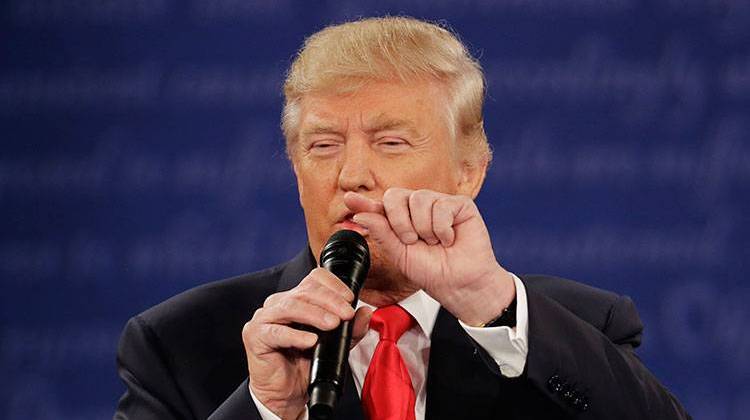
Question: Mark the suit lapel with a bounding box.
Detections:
[278,247,317,292]
[425,308,504,419]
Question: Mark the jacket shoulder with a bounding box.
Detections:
[137,263,284,331]
[519,274,634,334]
[117,263,289,413]
[129,263,285,375]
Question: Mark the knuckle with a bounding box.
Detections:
[316,267,337,281]
[408,192,420,208]
[242,321,253,340]
[294,281,313,297]
[263,291,284,307]
[412,189,432,202]
[308,268,334,285]
[435,196,451,208]
[394,224,413,235]
[341,287,355,301]
[242,330,256,350]
[285,283,314,300]
[455,194,474,206]
[265,324,282,340]
[342,304,356,318]
[383,187,406,203]
[316,272,340,290]
[433,199,453,216]
[299,273,314,287]
[249,308,264,322]
[276,297,295,313]
[382,188,397,204]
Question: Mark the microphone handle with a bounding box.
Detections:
[308,230,369,419]
[308,314,355,419]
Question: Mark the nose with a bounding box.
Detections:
[338,137,376,192]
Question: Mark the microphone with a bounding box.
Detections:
[308,229,370,419]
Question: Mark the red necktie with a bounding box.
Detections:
[361,305,416,420]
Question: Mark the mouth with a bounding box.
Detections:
[336,212,368,235]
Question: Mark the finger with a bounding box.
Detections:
[252,322,319,351]
[382,187,418,244]
[296,274,356,321]
[352,211,404,261]
[263,290,287,308]
[350,306,373,349]
[408,190,439,245]
[344,191,385,215]
[258,298,347,331]
[433,196,458,246]
[265,271,354,316]
[304,267,356,302]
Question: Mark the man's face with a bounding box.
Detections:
[291,79,475,278]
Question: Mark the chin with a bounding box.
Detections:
[361,244,410,292]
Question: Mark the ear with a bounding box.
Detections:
[456,157,488,199]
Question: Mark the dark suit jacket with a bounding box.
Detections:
[115,248,691,419]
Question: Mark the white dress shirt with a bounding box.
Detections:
[250,274,529,420]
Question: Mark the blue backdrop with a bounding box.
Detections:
[1,1,749,419]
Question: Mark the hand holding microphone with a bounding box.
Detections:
[242,230,371,420]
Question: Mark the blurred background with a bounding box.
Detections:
[1,1,749,419]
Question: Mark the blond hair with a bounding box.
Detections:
[282,16,491,166]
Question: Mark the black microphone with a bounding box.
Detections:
[308,229,370,420]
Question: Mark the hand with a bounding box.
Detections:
[242,268,373,419]
[346,188,515,326]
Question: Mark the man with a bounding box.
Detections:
[115,17,691,419]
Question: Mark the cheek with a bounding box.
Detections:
[297,167,337,222]
[297,170,335,201]
[297,161,331,195]
[298,180,322,211]
[388,156,459,192]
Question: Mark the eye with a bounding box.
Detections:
[377,137,409,151]
[308,140,341,155]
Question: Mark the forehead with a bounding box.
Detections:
[297,79,450,132]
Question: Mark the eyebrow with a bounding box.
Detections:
[299,114,422,138]
[300,124,342,136]
[364,114,421,137]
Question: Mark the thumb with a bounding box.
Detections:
[350,306,373,349]
[352,212,404,262]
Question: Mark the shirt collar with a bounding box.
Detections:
[357,289,440,337]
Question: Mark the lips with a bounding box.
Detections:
[336,212,368,235]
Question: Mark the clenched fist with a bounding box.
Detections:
[346,187,515,326]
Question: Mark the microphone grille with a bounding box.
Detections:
[319,229,370,269]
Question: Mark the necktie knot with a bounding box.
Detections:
[369,305,414,342]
